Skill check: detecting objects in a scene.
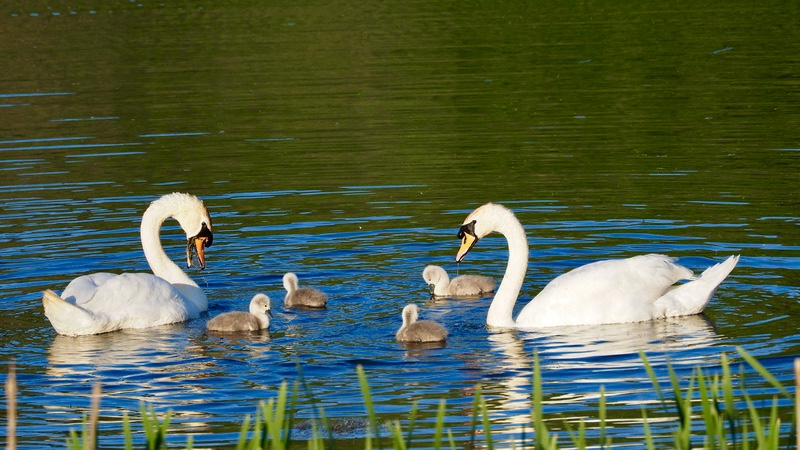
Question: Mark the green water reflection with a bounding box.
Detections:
[2,1,798,218]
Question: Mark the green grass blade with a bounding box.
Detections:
[357,365,382,449]
[640,408,655,450]
[122,412,133,450]
[235,415,252,450]
[737,346,790,398]
[468,386,482,449]
[405,400,418,446]
[479,392,493,450]
[432,399,446,449]
[532,351,554,450]
[640,351,665,405]
[598,385,607,448]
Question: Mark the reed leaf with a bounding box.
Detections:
[598,385,607,448]
[479,391,493,450]
[639,351,665,405]
[357,365,382,450]
[737,346,791,398]
[468,385,482,449]
[432,399,446,449]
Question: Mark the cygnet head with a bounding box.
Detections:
[250,293,272,317]
[283,272,300,293]
[402,303,420,325]
[422,265,449,295]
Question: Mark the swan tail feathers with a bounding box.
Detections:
[42,289,99,336]
[655,255,740,317]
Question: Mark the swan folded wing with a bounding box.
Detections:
[68,273,197,329]
[42,289,105,336]
[517,254,695,326]
[62,273,118,305]
[654,255,739,317]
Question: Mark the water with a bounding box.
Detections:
[1,0,799,447]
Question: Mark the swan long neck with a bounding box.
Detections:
[486,209,529,328]
[140,201,206,310]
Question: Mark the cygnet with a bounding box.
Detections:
[422,265,495,297]
[395,304,448,343]
[207,293,272,332]
[283,272,328,308]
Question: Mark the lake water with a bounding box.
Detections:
[1,0,799,448]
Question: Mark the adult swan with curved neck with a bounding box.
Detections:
[456,203,739,329]
[42,193,214,336]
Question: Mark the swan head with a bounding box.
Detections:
[456,202,513,262]
[152,193,213,269]
[186,222,213,270]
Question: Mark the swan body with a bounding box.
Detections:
[456,202,740,329]
[396,304,448,343]
[42,193,214,336]
[283,272,328,308]
[422,265,495,297]
[207,293,272,332]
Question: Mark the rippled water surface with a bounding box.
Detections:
[1,0,799,448]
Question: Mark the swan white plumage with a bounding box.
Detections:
[42,192,214,336]
[283,272,328,308]
[422,265,495,297]
[207,293,272,332]
[395,304,448,343]
[456,202,740,329]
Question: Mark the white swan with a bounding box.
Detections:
[395,304,448,343]
[422,265,495,297]
[207,293,272,332]
[283,272,328,308]
[42,192,214,336]
[456,202,740,329]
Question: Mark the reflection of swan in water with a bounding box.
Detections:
[47,325,271,377]
[46,325,210,379]
[476,315,720,446]
[531,314,720,363]
[45,324,271,433]
[456,203,739,328]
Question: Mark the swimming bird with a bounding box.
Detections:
[395,304,448,343]
[456,202,740,329]
[283,272,328,308]
[422,264,495,297]
[207,293,272,332]
[42,192,214,336]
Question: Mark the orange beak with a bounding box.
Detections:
[194,237,208,269]
[456,232,478,262]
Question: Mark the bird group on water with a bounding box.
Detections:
[41,193,740,344]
